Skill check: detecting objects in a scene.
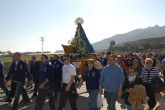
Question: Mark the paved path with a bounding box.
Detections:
[0,85,164,110]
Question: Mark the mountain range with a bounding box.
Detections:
[92,25,165,51]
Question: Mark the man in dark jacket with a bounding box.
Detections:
[34,54,55,110]
[5,52,32,110]
[0,61,9,98]
[29,56,40,97]
[53,54,64,100]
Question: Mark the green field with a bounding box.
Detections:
[0,54,55,63]
[0,56,12,62]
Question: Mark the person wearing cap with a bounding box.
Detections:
[78,59,101,110]
[34,54,55,110]
[90,53,103,70]
[58,54,78,110]
[0,61,9,98]
[52,54,64,100]
[5,52,32,110]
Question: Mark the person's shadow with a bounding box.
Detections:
[0,94,89,110]
[0,86,34,110]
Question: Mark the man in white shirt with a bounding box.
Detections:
[58,54,78,110]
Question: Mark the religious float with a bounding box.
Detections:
[62,17,95,74]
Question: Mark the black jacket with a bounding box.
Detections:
[122,76,142,105]
[30,61,40,80]
[0,62,4,79]
[6,60,32,82]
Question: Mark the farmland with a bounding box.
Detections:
[0,54,55,63]
[0,54,56,75]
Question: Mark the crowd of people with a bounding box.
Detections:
[0,51,165,110]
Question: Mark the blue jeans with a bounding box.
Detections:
[104,91,117,110]
[88,89,98,110]
[127,105,131,110]
[11,82,30,109]
[127,105,143,110]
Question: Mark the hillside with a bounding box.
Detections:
[109,36,165,52]
[92,25,165,51]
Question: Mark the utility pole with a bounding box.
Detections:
[40,37,45,53]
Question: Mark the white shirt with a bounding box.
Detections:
[62,64,76,84]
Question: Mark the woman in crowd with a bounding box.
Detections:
[78,59,101,110]
[132,59,143,76]
[122,66,144,110]
[141,58,159,110]
[115,55,127,77]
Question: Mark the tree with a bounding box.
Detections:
[110,40,116,47]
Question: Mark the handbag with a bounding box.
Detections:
[152,76,164,86]
[154,85,165,93]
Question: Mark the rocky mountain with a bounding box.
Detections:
[92,25,165,51]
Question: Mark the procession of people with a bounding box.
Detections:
[0,51,165,110]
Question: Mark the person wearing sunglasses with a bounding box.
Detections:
[141,58,159,110]
[58,54,78,110]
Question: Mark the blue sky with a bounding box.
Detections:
[0,0,165,52]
